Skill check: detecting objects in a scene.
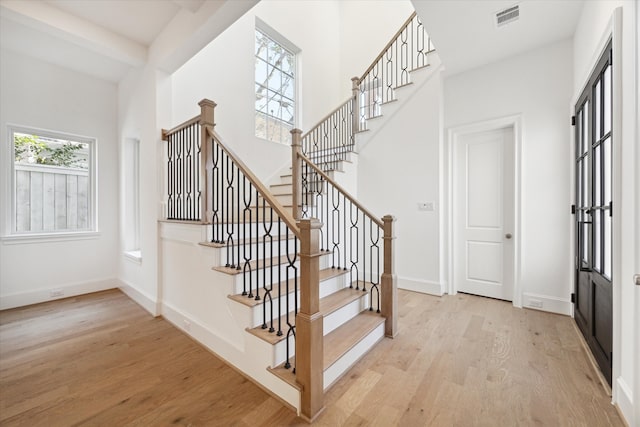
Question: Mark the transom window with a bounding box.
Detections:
[255,28,296,144]
[8,126,96,236]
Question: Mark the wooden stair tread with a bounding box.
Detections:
[199,234,296,250]
[267,364,300,391]
[213,254,294,275]
[319,287,366,316]
[268,311,385,387]
[246,277,363,345]
[228,268,348,308]
[323,311,384,370]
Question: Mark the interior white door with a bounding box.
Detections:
[454,127,514,301]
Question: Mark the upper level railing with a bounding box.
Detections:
[355,11,434,126]
[300,98,354,172]
[300,11,435,171]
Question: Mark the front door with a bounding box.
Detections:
[454,126,515,301]
[574,40,613,385]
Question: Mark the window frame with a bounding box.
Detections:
[254,20,300,145]
[3,124,98,242]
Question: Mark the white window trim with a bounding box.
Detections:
[255,17,301,145]
[3,124,98,242]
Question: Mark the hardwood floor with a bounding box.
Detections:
[0,289,624,426]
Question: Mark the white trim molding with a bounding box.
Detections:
[398,276,444,296]
[0,277,117,310]
[522,292,572,316]
[118,279,159,317]
[445,114,523,308]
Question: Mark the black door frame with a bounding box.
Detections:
[574,39,613,386]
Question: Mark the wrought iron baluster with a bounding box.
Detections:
[369,218,381,313]
[236,166,241,272]
[262,200,274,332]
[225,155,235,269]
[349,200,359,289]
[331,185,341,269]
[167,134,173,219]
[186,125,193,220]
[284,229,298,371]
[211,142,220,242]
[400,24,409,86]
[277,218,283,337]
[243,175,253,298]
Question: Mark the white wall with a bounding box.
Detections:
[338,0,415,99]
[171,0,343,182]
[357,58,443,295]
[0,49,119,309]
[117,64,171,315]
[443,39,574,313]
[573,2,638,424]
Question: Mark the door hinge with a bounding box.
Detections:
[571,204,576,214]
[571,293,576,304]
[571,115,576,126]
[609,201,613,216]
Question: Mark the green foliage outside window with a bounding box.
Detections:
[14,133,86,169]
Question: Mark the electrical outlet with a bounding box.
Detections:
[50,289,64,298]
[529,299,543,308]
[183,319,191,331]
[418,201,435,212]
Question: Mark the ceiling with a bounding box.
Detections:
[1,0,586,83]
[44,0,195,46]
[0,0,255,83]
[412,0,585,75]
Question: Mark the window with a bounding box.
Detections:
[255,27,296,144]
[8,126,96,237]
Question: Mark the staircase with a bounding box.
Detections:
[159,11,434,421]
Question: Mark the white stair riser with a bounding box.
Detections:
[270,185,292,196]
[259,194,293,206]
[219,238,296,266]
[209,221,298,241]
[243,274,350,328]
[279,175,292,185]
[323,293,370,335]
[272,333,296,367]
[230,254,334,295]
[323,322,385,391]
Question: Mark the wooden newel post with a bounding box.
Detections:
[381,215,397,337]
[291,128,303,220]
[351,76,360,133]
[198,99,216,223]
[296,218,324,422]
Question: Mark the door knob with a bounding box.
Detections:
[505,233,512,239]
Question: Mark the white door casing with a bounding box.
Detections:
[453,126,515,301]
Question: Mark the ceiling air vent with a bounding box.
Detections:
[495,5,520,28]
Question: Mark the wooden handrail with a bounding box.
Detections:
[205,125,301,237]
[298,153,384,228]
[162,115,201,140]
[357,11,417,84]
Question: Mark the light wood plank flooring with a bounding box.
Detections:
[0,289,624,426]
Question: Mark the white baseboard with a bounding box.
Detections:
[522,292,572,316]
[398,277,443,296]
[117,280,159,317]
[0,278,117,310]
[614,377,633,426]
[161,301,300,411]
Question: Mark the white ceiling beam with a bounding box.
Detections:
[150,0,258,74]
[0,0,147,67]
